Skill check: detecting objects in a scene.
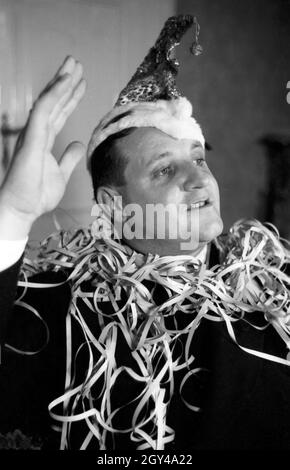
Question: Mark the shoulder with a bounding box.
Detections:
[5,267,72,353]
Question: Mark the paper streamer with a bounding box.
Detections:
[10,217,290,450]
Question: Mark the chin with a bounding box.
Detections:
[199,216,224,243]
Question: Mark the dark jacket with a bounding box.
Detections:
[0,243,290,450]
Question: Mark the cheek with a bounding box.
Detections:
[160,186,184,205]
[124,173,183,206]
[142,184,184,207]
[123,162,144,203]
[208,173,221,210]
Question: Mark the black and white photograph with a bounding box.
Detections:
[0,0,290,457]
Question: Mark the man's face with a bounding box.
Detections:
[116,127,223,255]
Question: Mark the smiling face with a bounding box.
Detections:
[113,127,223,256]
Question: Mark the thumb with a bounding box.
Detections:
[59,141,86,184]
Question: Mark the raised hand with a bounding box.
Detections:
[0,56,86,239]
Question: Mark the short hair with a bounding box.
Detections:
[90,127,137,201]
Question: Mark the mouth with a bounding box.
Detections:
[187,198,211,210]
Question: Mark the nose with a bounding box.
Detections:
[182,166,210,192]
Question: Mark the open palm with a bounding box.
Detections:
[0,56,86,232]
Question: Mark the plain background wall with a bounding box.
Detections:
[176,0,290,231]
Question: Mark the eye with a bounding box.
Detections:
[193,158,206,166]
[153,165,174,178]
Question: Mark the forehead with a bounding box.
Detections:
[117,127,203,168]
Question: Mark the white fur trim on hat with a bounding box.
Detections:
[87,97,205,170]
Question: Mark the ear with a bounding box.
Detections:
[95,186,123,239]
[96,186,121,209]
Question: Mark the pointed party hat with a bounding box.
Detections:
[87,15,205,169]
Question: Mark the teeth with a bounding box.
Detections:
[191,201,206,209]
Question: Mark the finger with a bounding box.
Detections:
[42,56,76,94]
[59,141,86,185]
[69,61,83,89]
[35,73,73,117]
[24,74,73,150]
[46,78,86,151]
[53,78,87,134]
[55,55,76,78]
[24,56,76,135]
[49,61,84,125]
[13,127,25,155]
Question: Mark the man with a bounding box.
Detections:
[0,16,289,450]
